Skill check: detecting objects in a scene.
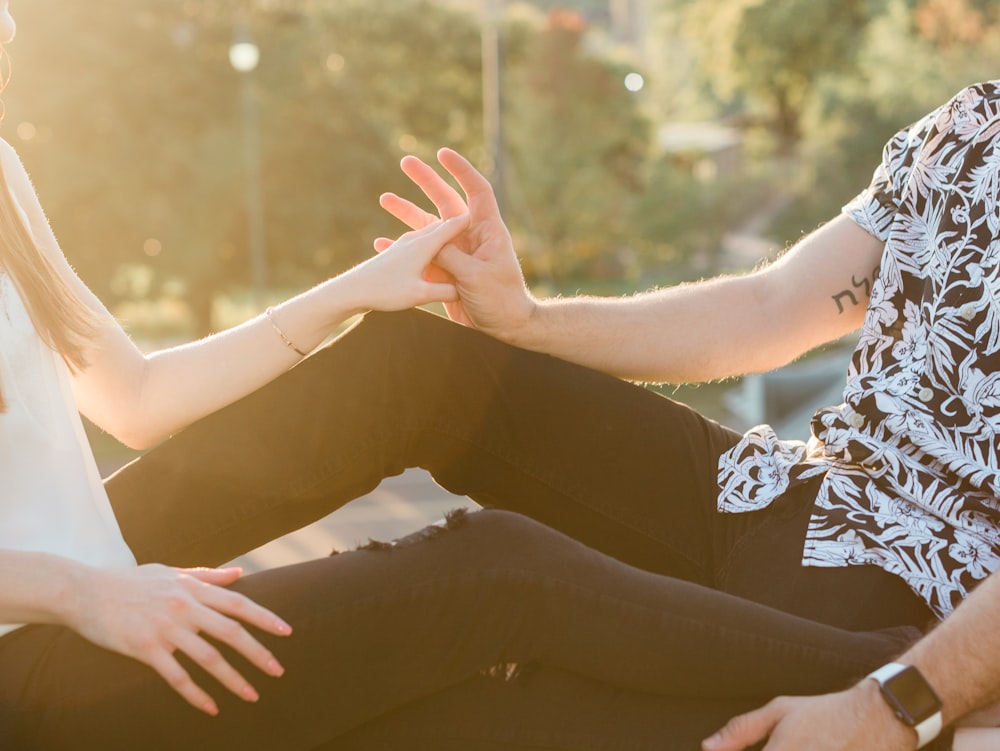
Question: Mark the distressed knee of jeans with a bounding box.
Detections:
[392,507,472,548]
[443,506,469,529]
[480,661,523,682]
[359,538,392,552]
[352,508,472,554]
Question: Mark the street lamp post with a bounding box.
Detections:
[481,0,504,214]
[229,27,268,309]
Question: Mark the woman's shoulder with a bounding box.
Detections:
[0,137,29,181]
[0,135,18,160]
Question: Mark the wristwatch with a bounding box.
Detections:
[866,662,943,749]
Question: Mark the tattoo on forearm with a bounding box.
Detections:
[832,267,879,315]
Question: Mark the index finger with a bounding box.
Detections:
[436,148,502,219]
[196,583,293,638]
[400,155,468,219]
[379,192,439,231]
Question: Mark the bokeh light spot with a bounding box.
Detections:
[325,53,345,73]
[143,238,162,257]
[16,122,36,141]
[624,72,644,92]
[398,133,418,152]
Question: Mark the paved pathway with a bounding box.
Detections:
[227,469,477,572]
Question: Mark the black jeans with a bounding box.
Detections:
[0,310,941,750]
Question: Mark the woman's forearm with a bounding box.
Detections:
[69,217,467,449]
[0,549,91,627]
[125,274,367,448]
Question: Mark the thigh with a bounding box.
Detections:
[331,666,763,751]
[1,511,921,751]
[106,309,743,583]
[716,478,936,632]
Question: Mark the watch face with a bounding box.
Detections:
[883,666,942,724]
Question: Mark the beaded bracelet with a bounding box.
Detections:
[264,306,308,357]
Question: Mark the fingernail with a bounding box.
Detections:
[242,685,260,703]
[702,733,722,749]
[274,619,293,635]
[204,700,219,717]
[266,658,285,677]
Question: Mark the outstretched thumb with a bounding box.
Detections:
[703,701,782,751]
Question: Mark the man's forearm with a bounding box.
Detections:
[895,572,1000,726]
[504,214,881,384]
[506,276,793,383]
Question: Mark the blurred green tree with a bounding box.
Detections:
[503,8,650,281]
[681,0,873,152]
[2,0,672,331]
[768,0,1000,239]
[3,0,483,335]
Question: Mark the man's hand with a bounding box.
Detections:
[67,564,292,716]
[376,148,537,341]
[703,682,918,751]
[346,214,468,312]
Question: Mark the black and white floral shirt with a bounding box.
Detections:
[717,82,1000,620]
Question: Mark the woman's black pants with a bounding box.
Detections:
[0,310,939,750]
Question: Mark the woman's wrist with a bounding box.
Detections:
[0,551,99,628]
[46,558,99,629]
[264,275,367,354]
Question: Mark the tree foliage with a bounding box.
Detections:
[503,9,650,279]
[682,0,873,150]
[3,0,654,333]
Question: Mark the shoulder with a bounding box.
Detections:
[0,137,36,199]
[925,81,1000,140]
[0,136,23,170]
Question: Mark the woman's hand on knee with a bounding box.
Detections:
[66,563,292,716]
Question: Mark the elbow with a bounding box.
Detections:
[115,430,158,452]
[96,406,167,451]
[102,419,160,452]
[102,360,164,451]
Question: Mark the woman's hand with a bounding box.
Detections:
[345,213,470,313]
[67,564,292,716]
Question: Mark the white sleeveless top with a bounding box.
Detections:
[0,273,136,638]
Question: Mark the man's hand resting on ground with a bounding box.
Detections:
[703,682,918,751]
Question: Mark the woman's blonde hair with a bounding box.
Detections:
[0,46,99,411]
[0,153,99,410]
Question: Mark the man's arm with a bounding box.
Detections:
[704,571,1000,751]
[489,213,880,383]
[380,149,883,383]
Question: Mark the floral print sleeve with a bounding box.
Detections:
[716,82,1000,620]
[844,112,940,241]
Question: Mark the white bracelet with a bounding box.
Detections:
[264,307,308,357]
